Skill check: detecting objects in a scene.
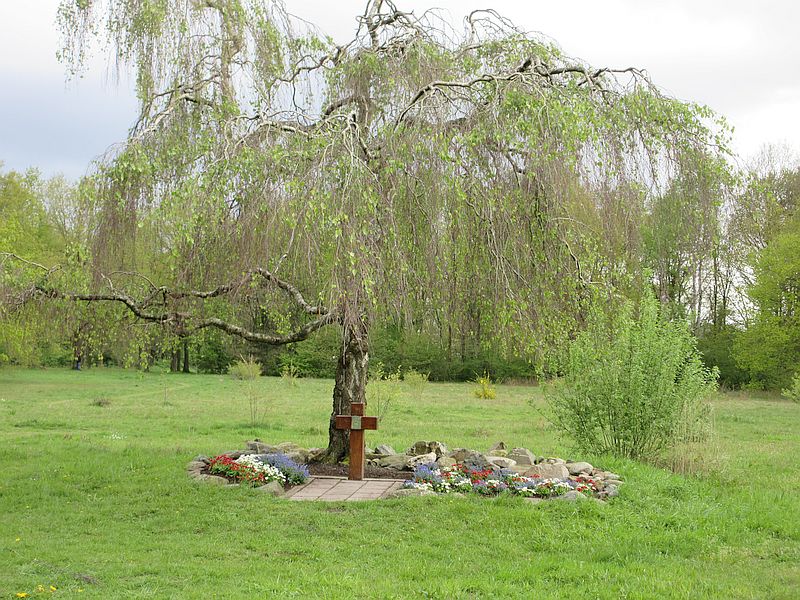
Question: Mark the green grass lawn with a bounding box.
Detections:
[1,367,798,599]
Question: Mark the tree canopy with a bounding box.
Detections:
[2,0,735,459]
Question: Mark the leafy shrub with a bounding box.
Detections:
[548,295,717,461]
[403,368,429,400]
[228,356,261,380]
[229,356,265,426]
[472,372,497,399]
[367,362,402,420]
[280,360,300,387]
[782,372,800,403]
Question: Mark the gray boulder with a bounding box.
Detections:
[507,448,536,466]
[385,487,437,499]
[307,447,326,462]
[436,456,457,469]
[524,462,569,480]
[407,452,438,469]
[378,454,411,470]
[276,441,302,453]
[246,441,280,453]
[186,460,206,473]
[407,441,448,458]
[285,449,310,464]
[374,444,397,456]
[487,456,517,469]
[448,448,492,468]
[487,441,507,456]
[556,490,588,502]
[257,481,285,496]
[567,461,593,475]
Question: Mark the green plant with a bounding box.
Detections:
[548,295,717,461]
[472,371,496,399]
[402,368,429,400]
[228,356,262,380]
[229,356,265,426]
[367,362,402,420]
[280,360,300,387]
[782,372,800,402]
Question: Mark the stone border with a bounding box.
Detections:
[188,439,625,502]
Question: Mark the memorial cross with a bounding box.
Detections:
[334,402,378,480]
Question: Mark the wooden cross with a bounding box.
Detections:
[335,402,379,480]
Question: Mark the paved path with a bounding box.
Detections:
[285,476,405,501]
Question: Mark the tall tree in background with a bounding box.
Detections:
[3,0,729,460]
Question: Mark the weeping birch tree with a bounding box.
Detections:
[2,0,728,461]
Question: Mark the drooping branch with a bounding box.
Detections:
[190,312,338,345]
[3,253,335,345]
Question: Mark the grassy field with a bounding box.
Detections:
[1,367,798,599]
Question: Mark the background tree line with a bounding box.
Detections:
[2,143,797,390]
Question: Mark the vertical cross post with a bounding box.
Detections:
[334,402,379,481]
[349,402,366,481]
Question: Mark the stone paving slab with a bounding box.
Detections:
[285,477,405,501]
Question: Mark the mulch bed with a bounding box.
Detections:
[307,462,412,480]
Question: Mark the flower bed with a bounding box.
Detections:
[208,453,310,487]
[402,462,599,498]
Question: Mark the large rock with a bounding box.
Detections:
[507,448,536,466]
[448,448,492,468]
[186,460,206,473]
[407,441,448,458]
[385,487,437,499]
[246,441,280,453]
[567,461,593,475]
[487,441,507,455]
[436,456,457,469]
[556,490,588,502]
[276,441,302,453]
[374,444,397,456]
[285,449,310,464]
[545,457,566,465]
[378,454,412,470]
[407,452,438,469]
[257,481,285,496]
[307,447,326,462]
[524,462,569,480]
[487,456,517,469]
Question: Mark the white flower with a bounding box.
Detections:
[234,455,287,482]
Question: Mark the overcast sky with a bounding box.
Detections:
[1,0,798,179]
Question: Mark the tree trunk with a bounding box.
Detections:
[170,351,179,373]
[320,319,369,463]
[182,339,190,373]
